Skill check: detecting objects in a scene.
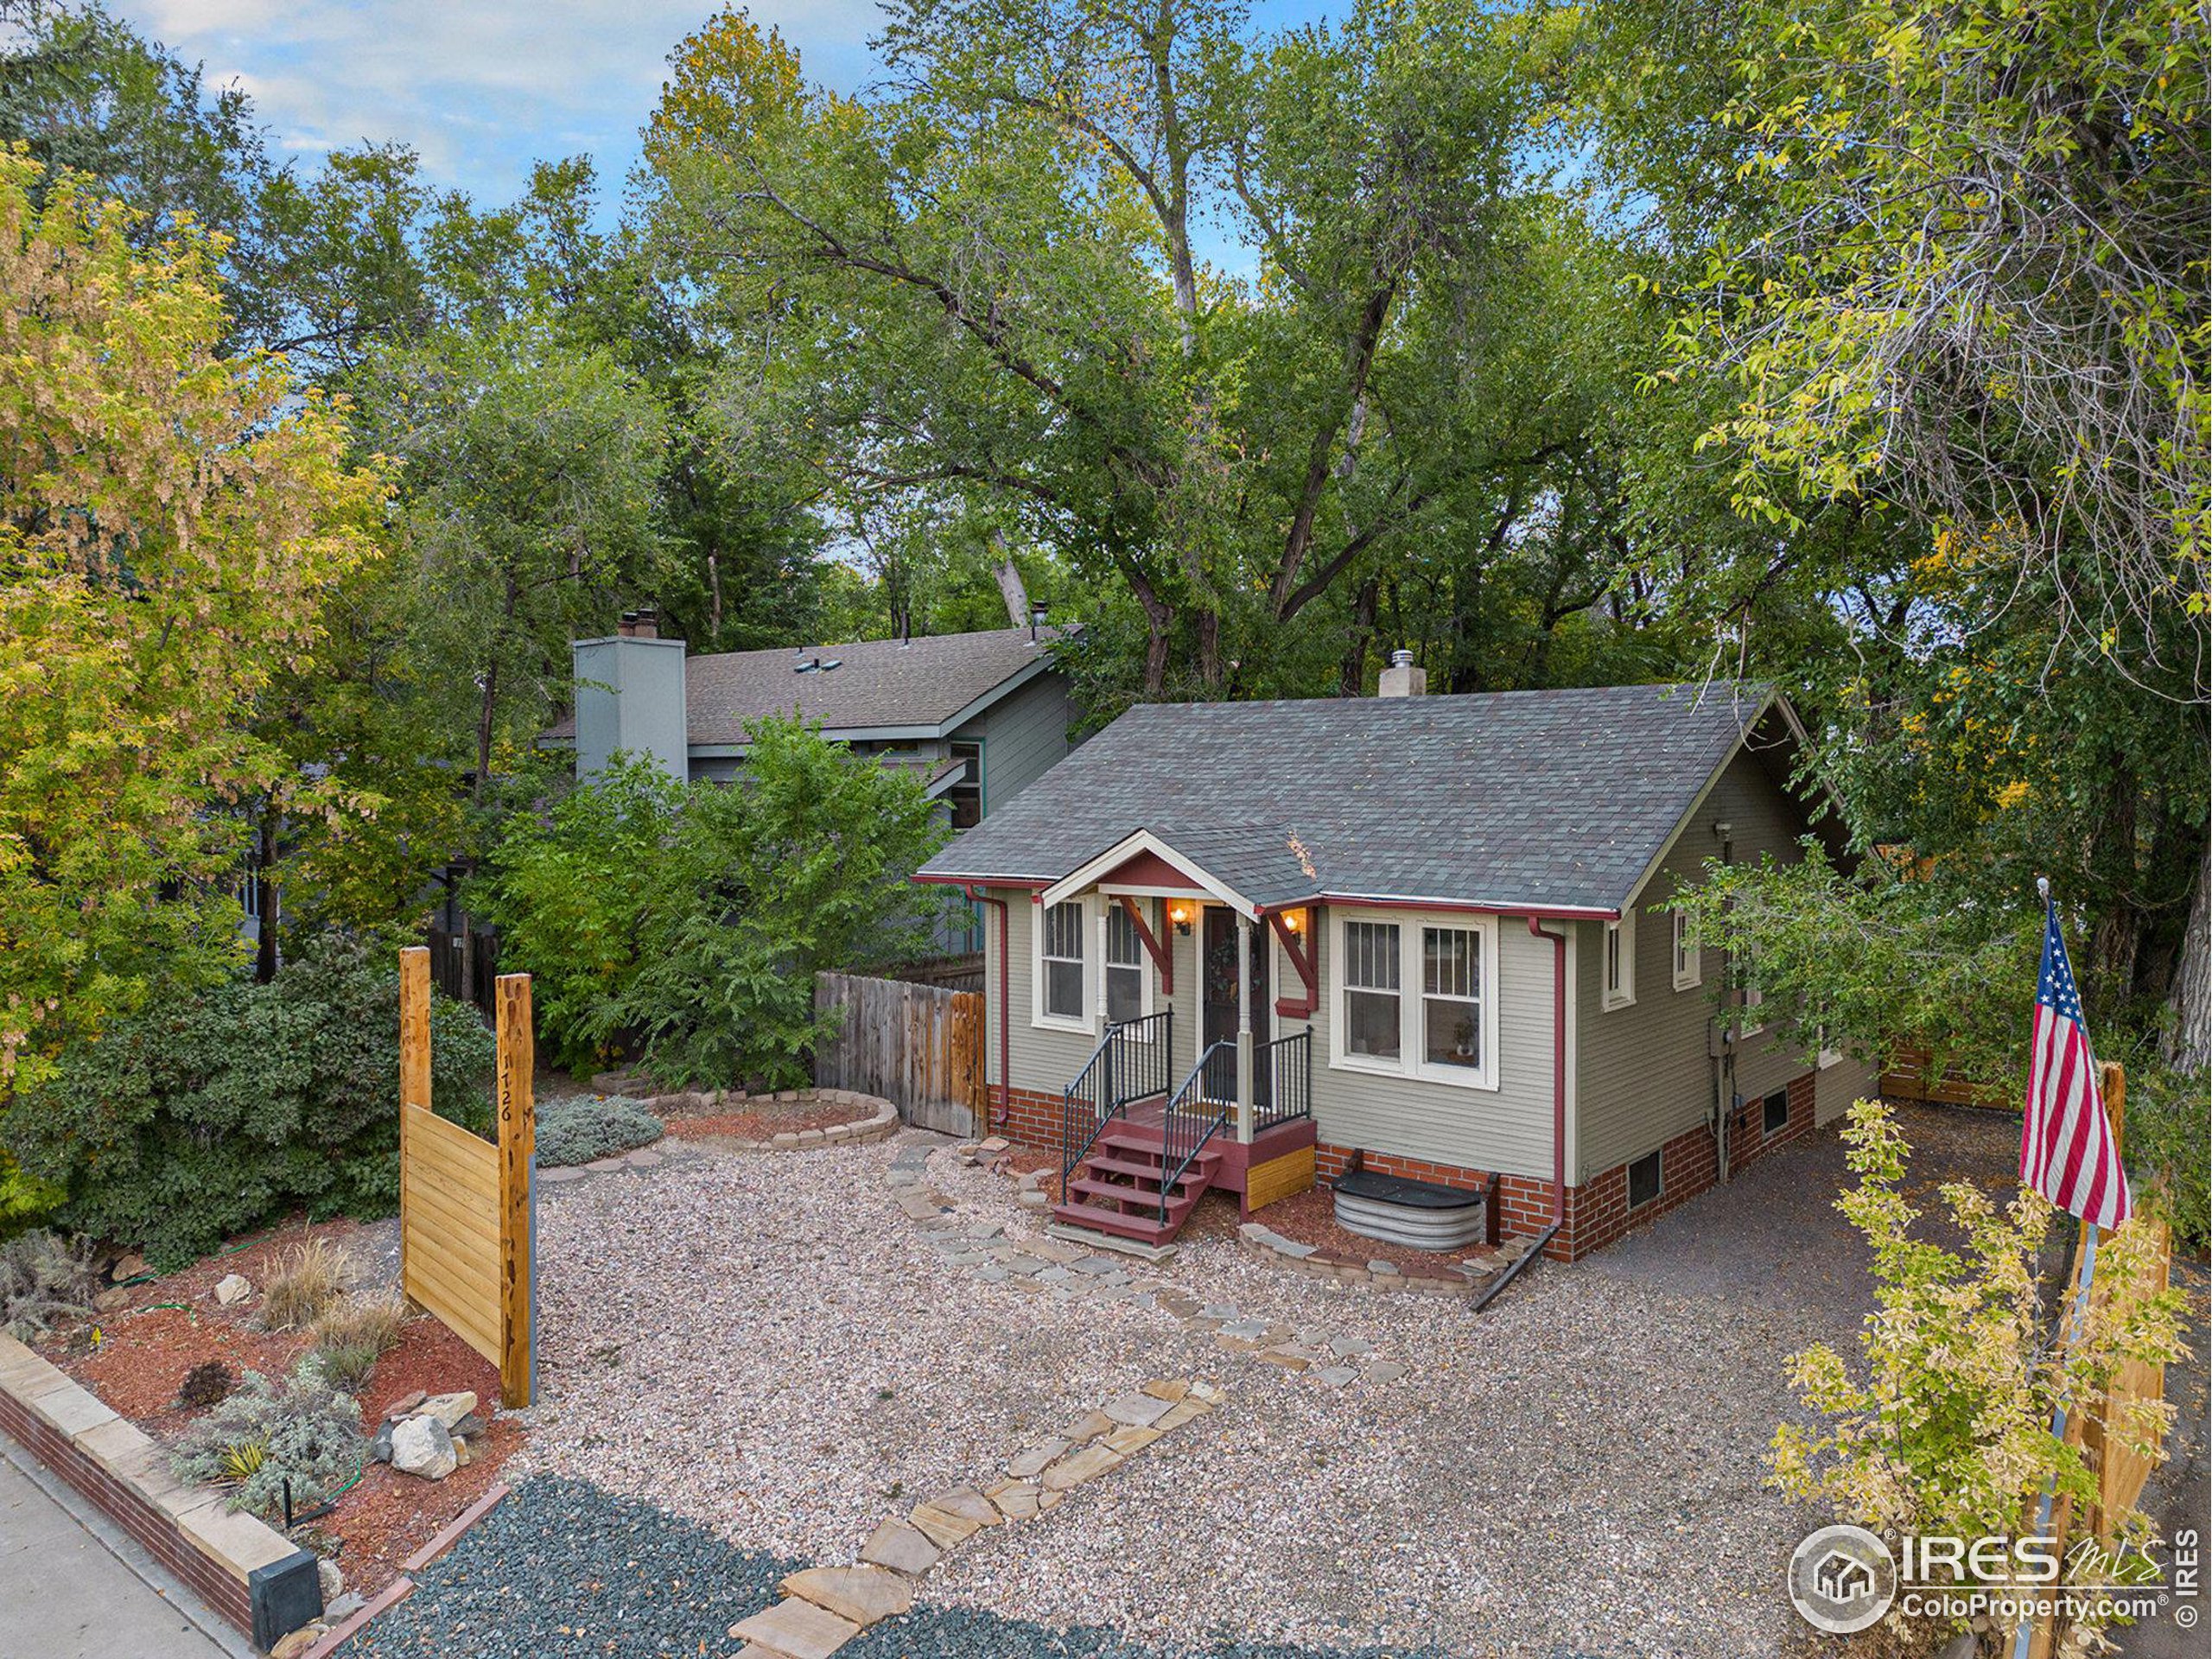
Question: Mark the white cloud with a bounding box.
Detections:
[118,0,887,199]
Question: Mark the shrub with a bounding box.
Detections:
[257,1239,350,1332]
[170,1357,365,1519]
[309,1294,406,1392]
[177,1360,236,1411]
[0,1229,100,1340]
[473,722,953,1085]
[2121,1061,2209,1251]
[3,936,495,1269]
[535,1096,664,1168]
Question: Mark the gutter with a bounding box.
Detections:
[1477,917,1571,1308]
[960,882,1013,1134]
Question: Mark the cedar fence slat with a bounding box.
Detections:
[814,971,983,1136]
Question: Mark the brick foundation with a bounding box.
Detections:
[995,1070,1819,1262]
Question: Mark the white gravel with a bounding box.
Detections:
[512,1124,1933,1656]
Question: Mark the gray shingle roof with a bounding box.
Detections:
[917,682,1793,914]
[546,626,1056,745]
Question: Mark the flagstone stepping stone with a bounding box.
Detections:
[1155,1398,1211,1430]
[1141,1377,1191,1402]
[1312,1365,1360,1388]
[1102,1424,1163,1455]
[984,1478,1043,1520]
[626,1148,663,1167]
[728,1596,861,1658]
[780,1565,914,1625]
[1069,1255,1123,1275]
[1362,1359,1408,1385]
[1060,1409,1114,1443]
[538,1166,586,1185]
[1041,1442,1124,1491]
[1101,1392,1173,1428]
[1327,1335,1375,1357]
[1219,1319,1272,1340]
[858,1517,941,1577]
[1006,1439,1070,1479]
[1257,1348,1312,1371]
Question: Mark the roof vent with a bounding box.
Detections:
[1378,647,1427,698]
[1030,601,1048,644]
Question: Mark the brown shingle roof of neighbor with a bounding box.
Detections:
[544,626,1058,746]
[918,681,1813,916]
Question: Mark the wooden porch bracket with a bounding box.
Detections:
[1116,894,1173,996]
[1268,909,1318,1017]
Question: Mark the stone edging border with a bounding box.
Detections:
[292,1482,511,1658]
[629,1086,900,1153]
[1236,1220,1540,1298]
[0,1332,323,1649]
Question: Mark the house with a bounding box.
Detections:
[913,666,1878,1260]
[546,613,1074,829]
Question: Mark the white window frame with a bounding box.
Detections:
[1102,901,1156,1031]
[1671,908,1700,992]
[1033,895,1094,1033]
[1328,908,1499,1092]
[1601,912,1636,1010]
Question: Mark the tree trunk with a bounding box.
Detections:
[2162,838,2210,1075]
[1339,575,1380,696]
[990,530,1029,628]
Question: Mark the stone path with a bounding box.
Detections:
[884,1143,1414,1389]
[728,1376,1225,1658]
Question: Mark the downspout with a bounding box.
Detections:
[1473,918,1569,1309]
[962,882,1012,1135]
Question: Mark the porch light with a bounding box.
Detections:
[1282,910,1303,935]
[1169,901,1192,935]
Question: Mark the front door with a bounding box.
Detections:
[1200,908,1270,1109]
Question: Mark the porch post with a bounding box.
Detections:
[1236,911,1255,1143]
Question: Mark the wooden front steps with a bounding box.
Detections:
[1052,1123,1223,1245]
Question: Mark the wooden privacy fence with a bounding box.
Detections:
[815,970,983,1136]
[398,947,535,1408]
[1878,1043,2013,1109]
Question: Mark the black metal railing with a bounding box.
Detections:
[1254,1029,1313,1131]
[1060,1010,1174,1185]
[1157,1039,1236,1224]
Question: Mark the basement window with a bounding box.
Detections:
[1764,1090,1789,1136]
[1627,1149,1662,1210]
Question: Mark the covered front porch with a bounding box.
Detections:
[1041,830,1323,1245]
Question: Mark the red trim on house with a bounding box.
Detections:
[1267,909,1317,1017]
[1303,893,1620,921]
[1116,894,1174,995]
[1095,849,1210,892]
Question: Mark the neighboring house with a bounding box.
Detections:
[544,612,1076,950]
[914,666,1877,1259]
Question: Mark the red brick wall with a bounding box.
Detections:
[0,1388,251,1634]
[994,1070,1821,1262]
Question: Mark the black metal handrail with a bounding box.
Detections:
[1253,1029,1313,1131]
[1156,1039,1235,1224]
[1061,1010,1173,1184]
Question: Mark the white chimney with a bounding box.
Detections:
[1378,647,1427,697]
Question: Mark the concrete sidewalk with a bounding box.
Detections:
[0,1428,251,1659]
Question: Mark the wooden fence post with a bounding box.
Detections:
[493,974,535,1409]
[398,947,430,1312]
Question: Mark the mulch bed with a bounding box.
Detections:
[1183,1183,1484,1276]
[33,1214,522,1599]
[658,1096,861,1142]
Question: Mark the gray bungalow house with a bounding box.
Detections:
[914,671,1876,1260]
[546,614,1073,829]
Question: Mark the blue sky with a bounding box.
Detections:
[115,2,1338,215]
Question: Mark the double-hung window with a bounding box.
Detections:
[1602,912,1636,1009]
[1341,920,1402,1060]
[1104,904,1147,1026]
[1421,926,1482,1071]
[1332,912,1498,1089]
[1039,900,1088,1026]
[1671,909,1700,991]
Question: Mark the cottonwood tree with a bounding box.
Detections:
[646,1,1586,696]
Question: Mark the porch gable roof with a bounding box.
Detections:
[918,681,1811,916]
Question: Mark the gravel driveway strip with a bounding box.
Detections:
[499,1107,2024,1657]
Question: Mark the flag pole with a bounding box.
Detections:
[2012,875,2101,1659]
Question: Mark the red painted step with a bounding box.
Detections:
[1053,1129,1224,1244]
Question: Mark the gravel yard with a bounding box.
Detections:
[487,1103,2033,1656]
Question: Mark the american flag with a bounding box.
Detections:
[2021,899,2131,1229]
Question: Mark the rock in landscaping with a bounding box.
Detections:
[270,1624,327,1659]
[370,1421,395,1464]
[857,1517,941,1578]
[324,1591,365,1622]
[93,1287,133,1312]
[449,1412,486,1440]
[411,1390,478,1429]
[779,1564,913,1624]
[391,1414,457,1480]
[213,1273,251,1306]
[452,1437,472,1467]
[318,1557,344,1603]
[108,1253,148,1283]
[728,1597,860,1659]
[385,1389,426,1419]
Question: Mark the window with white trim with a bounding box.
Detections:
[1104,904,1147,1026]
[1039,900,1087,1025]
[1671,909,1700,991]
[1421,926,1482,1071]
[1602,912,1636,1009]
[1341,920,1402,1060]
[1330,911,1499,1090]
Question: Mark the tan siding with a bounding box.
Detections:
[1814,1052,1877,1125]
[1575,751,1827,1179]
